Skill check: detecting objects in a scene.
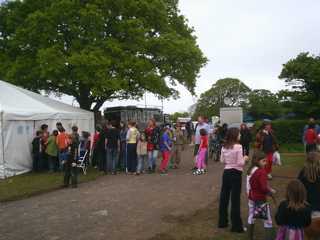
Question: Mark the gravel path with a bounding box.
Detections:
[0,147,223,240]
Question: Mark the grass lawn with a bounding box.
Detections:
[0,168,103,202]
[150,151,306,240]
[279,143,304,153]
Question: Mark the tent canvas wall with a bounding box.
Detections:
[0,80,94,179]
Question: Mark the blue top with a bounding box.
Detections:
[160,132,172,152]
[195,123,210,145]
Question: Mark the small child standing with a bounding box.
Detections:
[32,130,43,172]
[63,126,80,188]
[275,180,312,240]
[247,151,275,240]
[159,126,172,175]
[46,130,59,172]
[194,128,208,175]
[136,133,148,175]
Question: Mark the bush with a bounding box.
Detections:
[254,120,310,144]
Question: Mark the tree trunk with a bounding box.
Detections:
[92,99,105,113]
[76,96,92,111]
[77,84,92,111]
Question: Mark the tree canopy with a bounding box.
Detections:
[0,0,207,111]
[246,89,284,120]
[169,111,189,122]
[193,78,251,118]
[279,52,320,117]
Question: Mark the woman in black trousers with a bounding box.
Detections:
[218,128,248,233]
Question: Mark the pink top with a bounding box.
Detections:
[220,144,245,172]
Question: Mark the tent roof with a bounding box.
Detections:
[0,80,93,120]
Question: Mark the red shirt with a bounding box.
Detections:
[92,132,100,149]
[145,127,154,151]
[305,129,317,145]
[249,168,270,201]
[200,135,208,149]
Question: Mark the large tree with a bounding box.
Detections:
[246,89,284,120]
[279,52,320,117]
[169,111,189,122]
[193,78,251,118]
[0,0,207,111]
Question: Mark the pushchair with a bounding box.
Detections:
[209,136,221,162]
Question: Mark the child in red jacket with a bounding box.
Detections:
[246,151,275,240]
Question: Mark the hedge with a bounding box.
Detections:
[253,120,312,144]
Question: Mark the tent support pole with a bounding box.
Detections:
[1,111,5,179]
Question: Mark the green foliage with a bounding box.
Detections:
[0,0,207,111]
[193,78,251,118]
[254,120,309,144]
[246,89,285,120]
[169,111,189,122]
[279,52,320,118]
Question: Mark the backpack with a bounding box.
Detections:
[305,128,316,145]
[151,127,161,145]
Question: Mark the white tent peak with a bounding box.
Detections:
[0,80,91,115]
[0,80,94,178]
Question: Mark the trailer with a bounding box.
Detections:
[220,107,243,127]
[104,106,163,129]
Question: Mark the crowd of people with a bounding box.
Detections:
[217,121,320,240]
[91,119,190,176]
[32,122,90,188]
[30,116,320,239]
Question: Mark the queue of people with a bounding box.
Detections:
[32,122,90,188]
[29,115,320,239]
[89,119,189,176]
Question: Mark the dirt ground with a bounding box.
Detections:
[0,147,224,240]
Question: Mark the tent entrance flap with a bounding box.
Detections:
[2,120,34,178]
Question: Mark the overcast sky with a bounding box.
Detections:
[2,0,320,113]
[105,0,320,113]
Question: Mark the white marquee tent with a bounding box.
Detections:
[0,80,95,178]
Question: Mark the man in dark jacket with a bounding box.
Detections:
[240,123,252,156]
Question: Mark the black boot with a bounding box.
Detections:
[248,224,254,240]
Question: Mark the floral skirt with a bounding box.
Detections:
[276,226,304,240]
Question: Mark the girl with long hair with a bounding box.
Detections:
[298,152,320,239]
[275,180,312,240]
[218,127,248,233]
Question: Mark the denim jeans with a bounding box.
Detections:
[148,150,158,169]
[59,150,69,170]
[106,148,118,173]
[119,141,127,170]
[137,155,147,173]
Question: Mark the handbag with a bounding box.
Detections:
[253,201,269,220]
[272,151,282,166]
